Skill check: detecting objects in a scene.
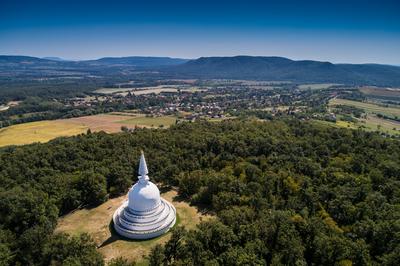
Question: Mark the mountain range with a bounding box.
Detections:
[172,56,400,86]
[1,55,399,86]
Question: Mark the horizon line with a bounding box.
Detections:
[0,53,399,66]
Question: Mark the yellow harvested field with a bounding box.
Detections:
[0,113,179,147]
[66,114,136,133]
[56,190,212,264]
[0,120,87,147]
[120,115,177,127]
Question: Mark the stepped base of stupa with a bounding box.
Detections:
[113,198,176,240]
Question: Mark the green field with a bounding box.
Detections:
[317,98,400,135]
[95,86,203,95]
[315,115,400,136]
[360,115,400,135]
[329,98,400,118]
[298,83,340,90]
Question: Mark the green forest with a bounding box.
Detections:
[0,119,399,265]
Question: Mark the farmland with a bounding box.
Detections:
[0,113,178,147]
[298,83,340,90]
[95,85,204,95]
[327,98,400,135]
[360,86,400,100]
[120,115,177,127]
[329,98,400,118]
[0,120,87,147]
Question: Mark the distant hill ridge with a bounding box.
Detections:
[1,55,399,86]
[86,56,189,66]
[0,55,189,67]
[171,56,400,86]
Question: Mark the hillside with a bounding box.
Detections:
[170,56,400,86]
[0,55,188,77]
[85,56,189,67]
[0,120,399,265]
[1,55,400,86]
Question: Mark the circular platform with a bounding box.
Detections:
[113,198,176,239]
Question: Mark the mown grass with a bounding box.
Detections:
[56,190,212,264]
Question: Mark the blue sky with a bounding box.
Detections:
[0,0,399,64]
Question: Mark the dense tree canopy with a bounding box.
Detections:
[0,119,399,265]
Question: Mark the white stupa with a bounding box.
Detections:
[113,151,176,239]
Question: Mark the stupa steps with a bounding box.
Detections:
[113,201,176,239]
[123,200,167,221]
[118,202,173,230]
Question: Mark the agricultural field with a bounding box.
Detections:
[95,85,203,95]
[56,190,212,264]
[0,120,87,147]
[359,115,400,135]
[298,83,340,90]
[0,113,178,147]
[325,98,400,135]
[360,86,400,100]
[329,98,400,118]
[120,115,177,127]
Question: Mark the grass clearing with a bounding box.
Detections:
[0,120,87,147]
[56,190,212,264]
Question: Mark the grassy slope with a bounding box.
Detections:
[56,190,212,264]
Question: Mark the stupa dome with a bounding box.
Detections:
[113,151,176,239]
[128,181,161,212]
